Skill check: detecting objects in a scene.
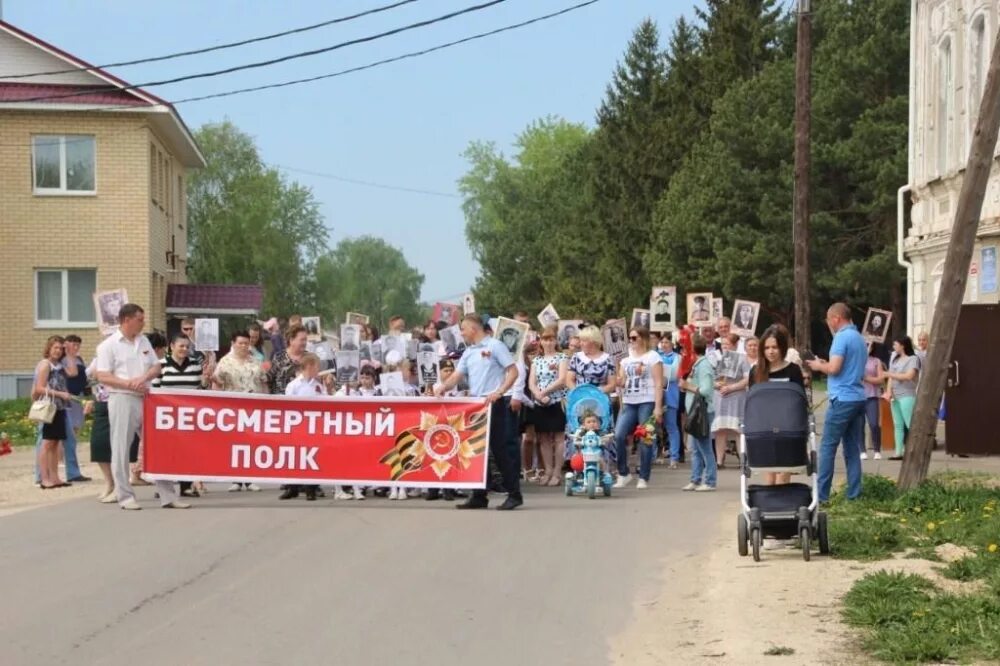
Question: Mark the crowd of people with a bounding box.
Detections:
[29,300,927,515]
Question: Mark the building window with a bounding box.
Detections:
[35,269,97,327]
[937,38,953,177]
[971,15,988,123]
[32,135,95,194]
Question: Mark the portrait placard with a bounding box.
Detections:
[687,292,713,326]
[345,312,369,326]
[630,308,651,331]
[335,350,360,384]
[730,299,761,338]
[537,303,560,329]
[93,288,128,336]
[417,351,440,386]
[649,286,676,332]
[194,318,219,353]
[302,316,322,342]
[557,319,583,349]
[862,308,892,343]
[496,317,529,361]
[602,318,628,364]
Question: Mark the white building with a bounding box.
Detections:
[903,0,1000,333]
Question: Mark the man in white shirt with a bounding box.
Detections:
[95,303,189,511]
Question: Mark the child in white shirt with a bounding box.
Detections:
[284,353,328,501]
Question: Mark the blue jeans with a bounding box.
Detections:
[864,397,881,453]
[818,399,865,501]
[665,406,681,462]
[615,402,656,480]
[689,432,717,487]
[34,423,82,483]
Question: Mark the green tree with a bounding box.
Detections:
[187,121,326,315]
[313,236,425,332]
[460,118,591,315]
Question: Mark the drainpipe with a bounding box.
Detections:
[898,184,914,335]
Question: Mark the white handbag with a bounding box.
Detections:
[28,391,56,424]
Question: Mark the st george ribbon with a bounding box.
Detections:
[143,389,491,488]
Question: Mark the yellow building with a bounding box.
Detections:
[0,20,204,398]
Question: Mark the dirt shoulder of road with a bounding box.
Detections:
[611,454,1000,666]
[0,447,105,517]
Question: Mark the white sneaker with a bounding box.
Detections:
[874,452,883,460]
[636,479,648,489]
[120,498,142,511]
[100,492,118,504]
[246,483,261,492]
[694,484,716,492]
[681,482,697,491]
[613,474,633,489]
[396,487,408,501]
[352,487,365,501]
[162,500,192,509]
[388,487,398,500]
[334,490,352,500]
[860,451,868,460]
[228,483,242,492]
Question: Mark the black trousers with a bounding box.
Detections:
[472,400,520,501]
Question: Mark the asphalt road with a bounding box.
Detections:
[0,468,730,666]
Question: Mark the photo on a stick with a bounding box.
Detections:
[496,317,529,361]
[649,286,676,332]
[686,292,713,326]
[862,307,892,343]
[93,288,128,336]
[630,308,651,331]
[302,316,322,342]
[730,299,760,338]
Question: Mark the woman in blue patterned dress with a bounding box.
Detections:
[566,326,617,394]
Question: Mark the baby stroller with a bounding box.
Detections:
[737,382,829,561]
[563,385,615,499]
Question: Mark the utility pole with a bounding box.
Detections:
[792,0,813,352]
[899,26,1000,490]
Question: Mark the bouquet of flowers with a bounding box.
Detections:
[632,416,657,445]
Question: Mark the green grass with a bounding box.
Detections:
[832,473,1000,663]
[0,398,93,446]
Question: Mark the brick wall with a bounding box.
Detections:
[0,111,163,369]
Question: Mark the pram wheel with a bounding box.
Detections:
[800,527,811,562]
[817,512,830,555]
[751,527,762,562]
[737,515,749,557]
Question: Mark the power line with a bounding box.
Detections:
[0,0,421,80]
[275,164,460,199]
[13,0,508,103]
[134,0,604,108]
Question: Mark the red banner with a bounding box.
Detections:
[143,390,491,488]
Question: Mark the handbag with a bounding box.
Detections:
[684,360,710,438]
[28,390,56,424]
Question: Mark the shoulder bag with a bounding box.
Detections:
[684,360,710,439]
[28,390,56,424]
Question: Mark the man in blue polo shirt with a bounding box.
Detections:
[435,314,520,510]
[806,303,867,501]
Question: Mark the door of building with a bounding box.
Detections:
[945,304,1000,455]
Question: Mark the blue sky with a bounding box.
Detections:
[8,0,691,302]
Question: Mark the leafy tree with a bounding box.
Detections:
[313,236,425,332]
[460,118,591,315]
[187,121,326,315]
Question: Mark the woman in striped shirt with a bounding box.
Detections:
[153,333,209,496]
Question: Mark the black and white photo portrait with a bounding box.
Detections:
[602,318,628,363]
[630,308,651,331]
[730,299,761,338]
[335,350,360,384]
[687,292,713,325]
[194,318,219,352]
[302,316,321,342]
[496,317,529,361]
[93,288,128,336]
[340,324,361,351]
[417,351,439,385]
[862,308,892,343]
[557,319,582,349]
[650,286,676,332]
[537,303,560,329]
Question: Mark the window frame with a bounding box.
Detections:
[33,268,98,329]
[936,36,953,178]
[31,134,97,196]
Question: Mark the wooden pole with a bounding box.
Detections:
[793,0,813,352]
[898,26,1000,489]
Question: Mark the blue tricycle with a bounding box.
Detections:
[563,385,615,499]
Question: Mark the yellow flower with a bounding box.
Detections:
[988,544,998,553]
[913,507,922,513]
[926,522,937,531]
[900,517,908,524]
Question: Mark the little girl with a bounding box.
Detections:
[332,366,379,500]
[284,353,329,501]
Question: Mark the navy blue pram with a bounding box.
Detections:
[737,382,829,561]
